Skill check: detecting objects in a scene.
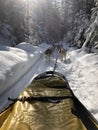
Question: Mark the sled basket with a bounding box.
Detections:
[0,71,98,130]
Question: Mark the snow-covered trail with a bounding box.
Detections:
[31,55,55,78]
[64,49,98,120]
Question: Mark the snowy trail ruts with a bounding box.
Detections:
[56,55,86,90]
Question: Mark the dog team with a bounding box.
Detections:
[44,44,67,62]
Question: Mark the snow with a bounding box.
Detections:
[67,49,98,119]
[0,42,98,121]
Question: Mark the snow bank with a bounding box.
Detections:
[16,42,39,52]
[68,49,98,120]
[0,43,43,95]
[0,43,51,111]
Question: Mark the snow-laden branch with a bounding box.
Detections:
[82,11,98,50]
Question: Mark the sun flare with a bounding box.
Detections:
[22,0,27,2]
[22,0,46,3]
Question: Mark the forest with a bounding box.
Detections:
[0,0,98,54]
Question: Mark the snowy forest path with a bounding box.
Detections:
[55,52,86,90]
[29,53,57,78]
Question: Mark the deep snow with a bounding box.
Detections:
[0,42,98,121]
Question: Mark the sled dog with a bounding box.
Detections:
[58,47,67,62]
[45,46,54,61]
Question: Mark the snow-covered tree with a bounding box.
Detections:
[82,0,98,53]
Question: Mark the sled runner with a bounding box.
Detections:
[0,71,98,130]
